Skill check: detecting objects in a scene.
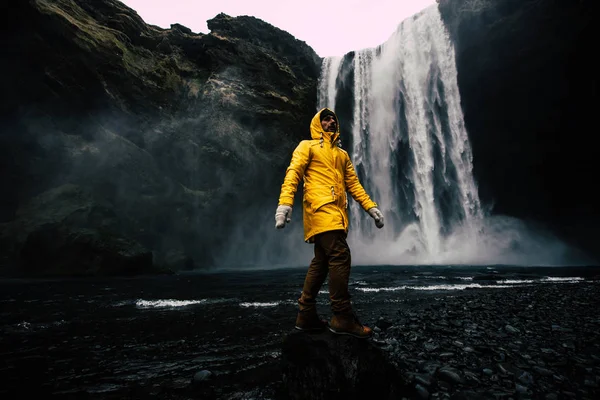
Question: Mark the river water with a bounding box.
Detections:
[1,265,598,398]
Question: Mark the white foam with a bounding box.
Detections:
[357,283,515,292]
[11,319,68,332]
[136,299,209,308]
[112,298,233,309]
[416,283,514,290]
[542,277,584,282]
[239,302,280,308]
[359,286,407,292]
[412,275,447,279]
[498,279,536,284]
[16,321,32,330]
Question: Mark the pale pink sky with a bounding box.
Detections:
[119,0,436,57]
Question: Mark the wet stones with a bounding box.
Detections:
[191,369,215,398]
[437,367,464,385]
[376,317,394,331]
[192,369,213,383]
[369,282,600,400]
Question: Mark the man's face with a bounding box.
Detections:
[321,115,337,133]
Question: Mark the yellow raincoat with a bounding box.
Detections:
[278,108,377,242]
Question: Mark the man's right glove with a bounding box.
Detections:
[275,205,293,229]
[368,207,384,229]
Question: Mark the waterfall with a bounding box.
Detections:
[317,56,342,110]
[348,49,376,237]
[316,5,484,264]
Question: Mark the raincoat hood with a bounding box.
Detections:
[310,108,340,144]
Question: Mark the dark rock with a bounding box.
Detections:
[438,367,464,385]
[20,225,153,277]
[376,317,394,330]
[1,0,321,276]
[192,369,213,383]
[415,383,430,399]
[191,369,216,399]
[451,390,488,400]
[533,366,553,377]
[1,184,156,276]
[505,325,520,334]
[517,370,534,386]
[281,330,407,399]
[463,370,481,385]
[515,383,528,393]
[170,23,193,35]
[414,372,433,387]
[422,361,442,375]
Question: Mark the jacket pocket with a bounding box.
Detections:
[311,197,335,213]
[304,186,336,213]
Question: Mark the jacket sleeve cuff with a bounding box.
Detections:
[363,201,377,211]
[278,198,294,207]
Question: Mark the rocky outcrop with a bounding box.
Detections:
[281,330,408,399]
[1,0,321,276]
[0,184,157,276]
[437,0,598,261]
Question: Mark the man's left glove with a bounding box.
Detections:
[368,207,384,229]
[275,205,293,229]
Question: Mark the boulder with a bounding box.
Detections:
[281,330,408,400]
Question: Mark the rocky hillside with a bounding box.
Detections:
[0,0,320,276]
[438,0,598,262]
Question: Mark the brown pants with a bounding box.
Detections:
[298,230,352,315]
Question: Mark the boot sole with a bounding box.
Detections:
[294,325,327,332]
[328,326,372,339]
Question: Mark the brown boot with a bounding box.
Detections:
[328,313,373,339]
[295,311,328,332]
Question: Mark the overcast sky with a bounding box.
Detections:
[119,0,437,57]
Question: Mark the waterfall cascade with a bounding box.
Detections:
[317,6,483,264]
[315,5,582,266]
[315,5,581,266]
[317,57,343,111]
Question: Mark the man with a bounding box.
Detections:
[274,108,384,339]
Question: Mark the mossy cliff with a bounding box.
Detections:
[0,0,321,276]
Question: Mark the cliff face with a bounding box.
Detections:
[0,0,321,275]
[438,0,598,261]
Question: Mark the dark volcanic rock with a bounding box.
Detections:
[20,226,153,277]
[281,330,408,400]
[1,0,321,276]
[438,0,598,261]
[375,281,600,400]
[0,184,156,276]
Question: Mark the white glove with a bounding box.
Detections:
[275,205,293,229]
[368,207,384,229]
